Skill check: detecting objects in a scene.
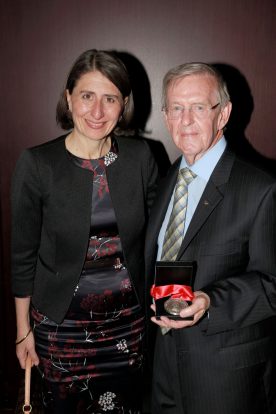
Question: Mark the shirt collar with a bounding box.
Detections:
[180,136,227,181]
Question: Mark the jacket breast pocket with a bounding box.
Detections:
[194,240,249,285]
[199,240,248,257]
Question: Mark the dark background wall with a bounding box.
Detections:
[0,0,275,407]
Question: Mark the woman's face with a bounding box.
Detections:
[66,70,126,142]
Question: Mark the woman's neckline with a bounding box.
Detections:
[65,133,112,160]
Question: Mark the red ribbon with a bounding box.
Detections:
[150,284,194,301]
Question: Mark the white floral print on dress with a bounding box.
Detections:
[98,391,116,411]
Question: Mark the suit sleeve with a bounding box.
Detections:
[11,149,42,297]
[203,182,276,335]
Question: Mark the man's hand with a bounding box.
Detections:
[151,290,210,329]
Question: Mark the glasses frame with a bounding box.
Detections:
[163,102,221,120]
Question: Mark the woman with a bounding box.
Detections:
[11,49,158,413]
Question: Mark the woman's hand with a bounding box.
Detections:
[16,330,39,368]
[15,297,39,368]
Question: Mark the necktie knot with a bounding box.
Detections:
[179,167,197,186]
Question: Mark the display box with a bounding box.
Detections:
[153,261,196,320]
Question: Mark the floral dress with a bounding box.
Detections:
[31,141,144,413]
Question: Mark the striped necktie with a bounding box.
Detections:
[161,167,197,261]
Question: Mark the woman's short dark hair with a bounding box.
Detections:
[56,49,134,135]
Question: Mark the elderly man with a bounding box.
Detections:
[146,63,276,414]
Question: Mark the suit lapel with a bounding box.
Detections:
[177,148,235,258]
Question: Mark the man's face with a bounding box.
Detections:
[164,74,232,165]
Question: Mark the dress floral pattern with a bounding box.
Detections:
[31,140,144,413]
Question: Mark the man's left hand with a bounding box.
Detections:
[150,290,210,329]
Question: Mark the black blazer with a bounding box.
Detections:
[11,135,158,324]
[145,147,276,413]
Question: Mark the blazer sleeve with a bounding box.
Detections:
[203,181,276,335]
[11,149,43,297]
[143,140,159,212]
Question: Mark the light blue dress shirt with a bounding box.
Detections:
[157,137,227,260]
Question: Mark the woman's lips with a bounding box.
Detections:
[85,119,105,129]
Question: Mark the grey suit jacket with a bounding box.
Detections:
[146,147,276,412]
[11,135,158,324]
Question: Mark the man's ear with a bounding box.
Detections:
[218,101,232,131]
[163,110,171,130]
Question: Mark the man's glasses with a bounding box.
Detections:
[163,102,221,120]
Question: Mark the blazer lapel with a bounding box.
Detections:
[177,148,235,258]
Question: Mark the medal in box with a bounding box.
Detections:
[151,261,196,320]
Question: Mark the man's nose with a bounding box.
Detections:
[180,108,194,125]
